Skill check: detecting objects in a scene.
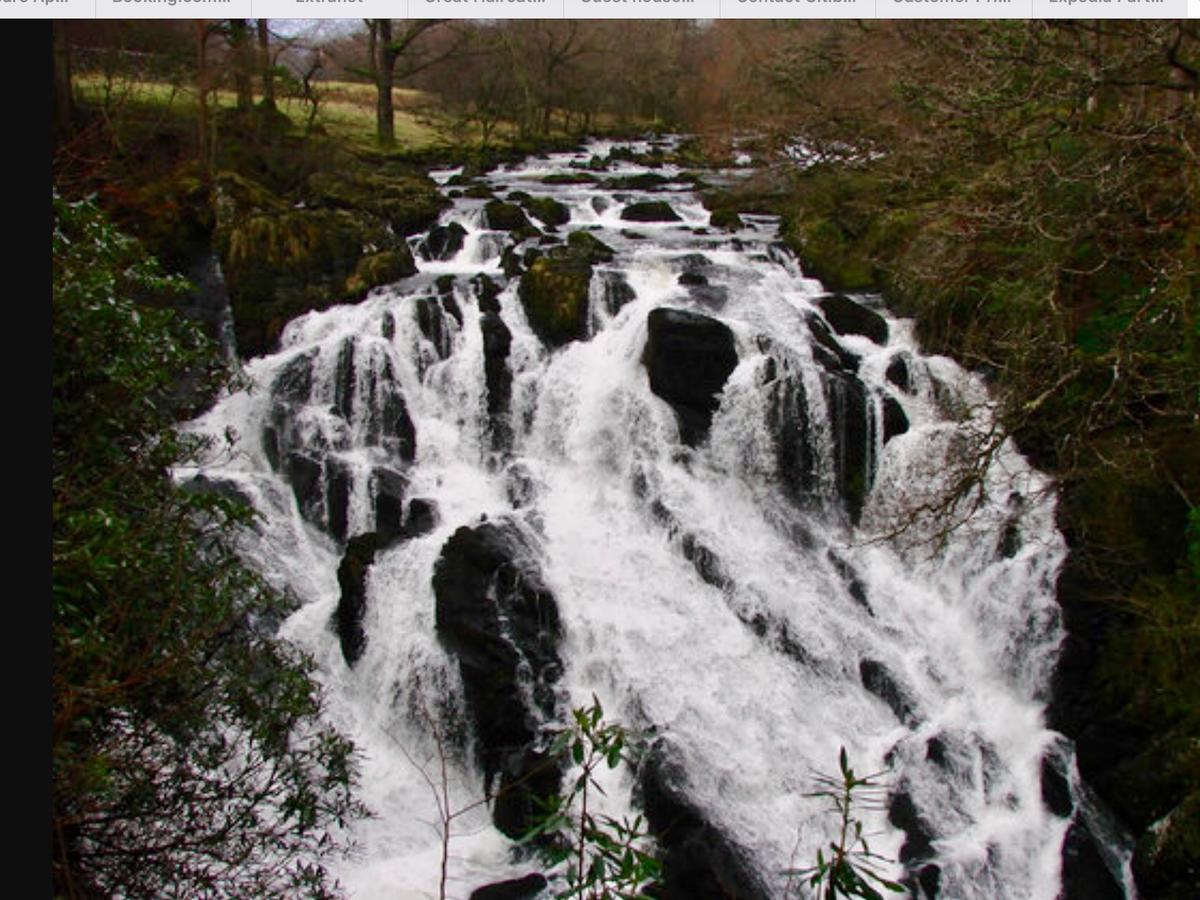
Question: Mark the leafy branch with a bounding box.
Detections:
[785,748,903,900]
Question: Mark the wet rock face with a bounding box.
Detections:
[431,520,563,835]
[517,252,594,348]
[484,200,532,232]
[418,222,467,262]
[481,310,514,452]
[637,746,772,900]
[621,200,682,223]
[468,874,548,900]
[825,371,872,523]
[860,659,920,727]
[643,307,739,447]
[334,532,381,666]
[818,294,889,345]
[1060,821,1126,900]
[763,352,816,502]
[882,395,910,445]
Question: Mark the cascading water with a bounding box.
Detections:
[180,138,1127,900]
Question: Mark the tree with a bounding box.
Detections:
[365,19,454,148]
[51,194,368,897]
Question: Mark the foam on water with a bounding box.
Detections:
[182,138,1109,900]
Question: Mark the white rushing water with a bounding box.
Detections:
[181,138,1097,900]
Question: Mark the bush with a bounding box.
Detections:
[51,194,367,898]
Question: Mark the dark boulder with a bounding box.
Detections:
[1041,749,1074,818]
[481,310,514,452]
[566,229,616,263]
[416,296,453,360]
[333,531,381,666]
[888,790,936,865]
[882,395,909,445]
[372,467,408,540]
[484,200,532,232]
[363,356,416,463]
[345,248,417,299]
[886,353,913,393]
[637,745,771,900]
[596,270,636,317]
[825,372,872,522]
[522,196,570,228]
[678,271,708,287]
[517,249,594,348]
[287,452,324,527]
[1059,821,1125,900]
[602,172,672,191]
[473,273,503,309]
[325,456,353,543]
[860,660,920,727]
[431,519,564,834]
[419,222,468,262]
[709,208,744,231]
[818,294,889,345]
[763,350,817,502]
[621,201,682,223]
[468,874,548,900]
[401,498,440,540]
[493,747,563,839]
[643,308,739,447]
[806,314,860,375]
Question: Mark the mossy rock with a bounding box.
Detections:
[620,201,681,223]
[517,253,594,348]
[110,164,215,265]
[709,208,744,231]
[785,216,877,292]
[345,249,417,299]
[304,169,448,237]
[484,200,532,232]
[464,184,495,200]
[601,172,672,191]
[214,175,401,357]
[214,170,290,223]
[523,196,570,228]
[566,230,615,263]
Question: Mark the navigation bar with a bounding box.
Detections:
[18,0,1200,17]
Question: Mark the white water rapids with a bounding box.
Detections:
[180,139,1106,900]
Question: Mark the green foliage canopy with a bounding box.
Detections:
[51,194,367,898]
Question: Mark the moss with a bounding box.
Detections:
[708,208,744,231]
[517,254,594,348]
[345,249,417,299]
[214,172,409,357]
[484,200,531,232]
[304,168,448,237]
[523,196,570,227]
[566,230,615,263]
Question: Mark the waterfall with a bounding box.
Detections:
[180,138,1125,900]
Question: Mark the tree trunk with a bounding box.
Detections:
[229,19,254,115]
[52,20,74,148]
[195,21,213,181]
[375,19,396,147]
[257,19,275,110]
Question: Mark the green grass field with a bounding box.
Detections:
[73,73,446,152]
